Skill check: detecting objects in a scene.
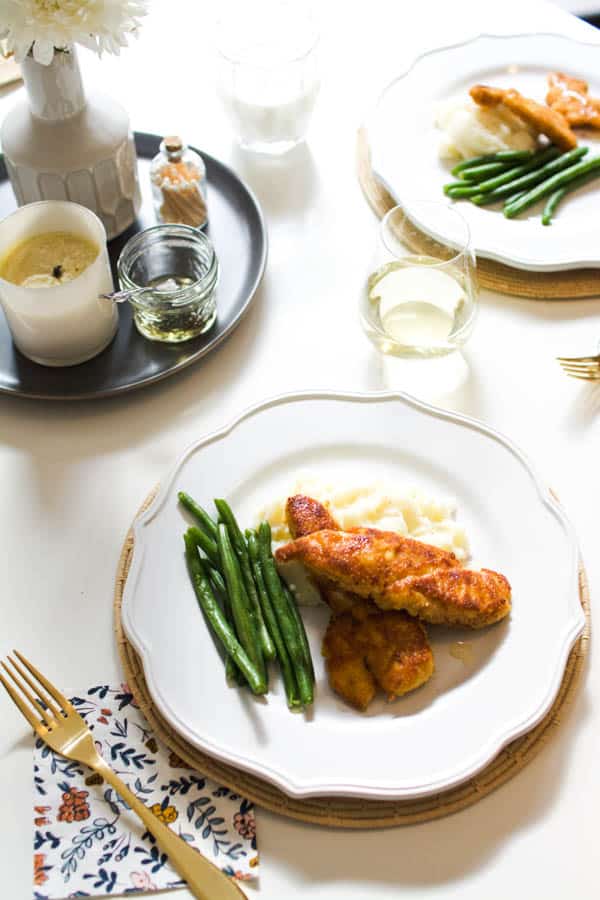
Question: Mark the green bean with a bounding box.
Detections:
[186,526,220,567]
[541,170,600,225]
[473,184,535,205]
[450,149,533,176]
[541,189,562,226]
[206,566,245,686]
[492,150,537,162]
[503,189,528,206]
[459,161,514,182]
[445,146,561,198]
[215,499,276,662]
[213,498,246,552]
[246,529,281,651]
[469,146,588,205]
[178,492,218,540]
[471,187,529,206]
[217,523,266,685]
[444,182,469,196]
[183,531,266,694]
[246,529,301,709]
[258,522,314,707]
[470,190,522,206]
[504,155,600,218]
[207,564,227,596]
[282,584,315,682]
[447,147,561,198]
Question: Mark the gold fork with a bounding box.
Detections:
[0,651,246,900]
[557,353,600,381]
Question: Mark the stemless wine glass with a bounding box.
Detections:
[360,202,478,358]
[214,0,320,155]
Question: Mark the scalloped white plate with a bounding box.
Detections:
[368,33,600,271]
[121,392,584,799]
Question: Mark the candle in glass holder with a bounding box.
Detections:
[0,201,117,366]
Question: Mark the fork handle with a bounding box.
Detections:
[94,759,247,899]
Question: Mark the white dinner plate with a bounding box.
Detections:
[368,33,600,271]
[121,392,584,800]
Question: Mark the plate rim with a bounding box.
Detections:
[121,389,585,799]
[368,31,600,272]
[0,132,268,401]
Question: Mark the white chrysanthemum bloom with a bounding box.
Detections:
[0,0,149,66]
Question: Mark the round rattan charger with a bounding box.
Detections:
[114,489,590,828]
[356,127,600,299]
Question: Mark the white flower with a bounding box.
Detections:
[0,0,149,65]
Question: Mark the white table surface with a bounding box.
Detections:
[1,1,599,897]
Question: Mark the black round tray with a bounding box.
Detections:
[0,132,267,400]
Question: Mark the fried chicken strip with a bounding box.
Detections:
[276,527,511,629]
[321,612,377,710]
[546,71,600,129]
[322,609,434,711]
[283,495,435,709]
[285,495,373,618]
[286,494,339,537]
[470,83,577,150]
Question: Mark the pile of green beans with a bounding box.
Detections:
[443,147,600,225]
[179,491,314,710]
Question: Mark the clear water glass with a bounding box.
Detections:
[215,0,319,155]
[360,202,478,358]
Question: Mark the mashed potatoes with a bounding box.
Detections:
[435,97,537,160]
[257,474,469,560]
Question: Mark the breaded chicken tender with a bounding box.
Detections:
[322,613,377,710]
[323,610,434,711]
[284,495,435,710]
[546,72,600,129]
[286,494,339,536]
[276,527,511,628]
[286,495,373,618]
[470,83,577,150]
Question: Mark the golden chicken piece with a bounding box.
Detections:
[323,609,434,711]
[546,71,600,129]
[276,527,511,629]
[470,83,577,150]
[286,494,339,537]
[285,495,373,618]
[284,495,435,710]
[322,612,377,710]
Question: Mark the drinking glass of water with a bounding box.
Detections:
[214,0,319,155]
[360,202,478,358]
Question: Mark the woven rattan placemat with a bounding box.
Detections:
[356,127,600,300]
[114,488,590,828]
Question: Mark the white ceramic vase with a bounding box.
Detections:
[1,47,141,240]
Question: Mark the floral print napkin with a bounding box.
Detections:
[32,684,258,898]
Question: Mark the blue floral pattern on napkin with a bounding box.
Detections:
[32,684,258,898]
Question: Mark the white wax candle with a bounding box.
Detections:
[0,201,117,367]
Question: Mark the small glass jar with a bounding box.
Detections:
[150,136,208,229]
[117,225,218,343]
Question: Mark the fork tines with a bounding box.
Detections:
[0,651,71,730]
[557,356,600,381]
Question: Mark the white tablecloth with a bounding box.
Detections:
[1,2,598,897]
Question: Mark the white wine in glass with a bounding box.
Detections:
[361,204,477,358]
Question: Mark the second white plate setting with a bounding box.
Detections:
[368,33,600,272]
